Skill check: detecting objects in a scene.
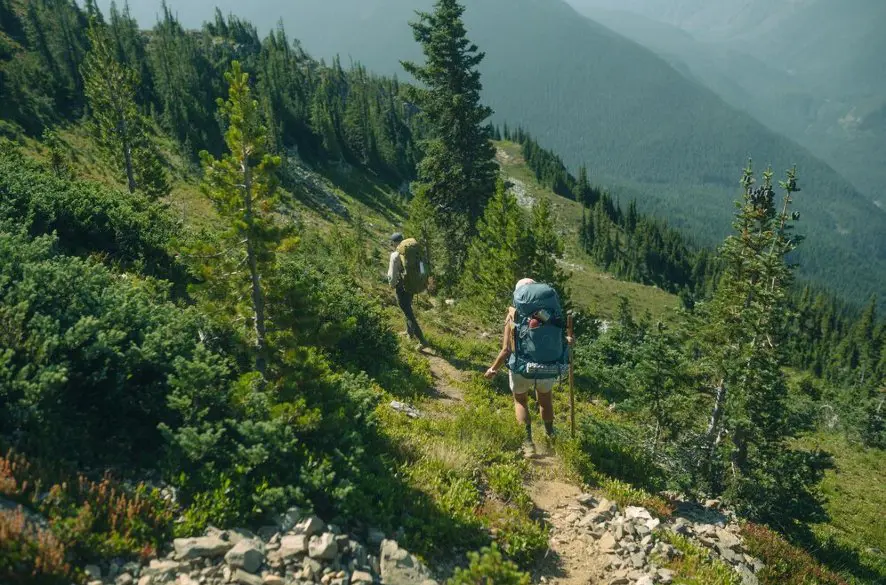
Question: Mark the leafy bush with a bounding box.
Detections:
[486,463,531,512]
[0,508,71,585]
[269,252,398,375]
[447,545,531,585]
[0,145,185,284]
[576,417,663,492]
[0,230,227,467]
[491,507,548,568]
[741,523,849,585]
[658,532,742,585]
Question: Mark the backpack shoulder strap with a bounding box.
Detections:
[506,307,517,352]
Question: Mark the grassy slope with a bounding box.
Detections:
[796,433,886,578]
[494,140,680,321]
[17,127,883,582]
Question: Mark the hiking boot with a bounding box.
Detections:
[521,440,537,459]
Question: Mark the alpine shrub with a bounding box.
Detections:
[447,545,530,585]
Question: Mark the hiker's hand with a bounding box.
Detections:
[484,367,497,379]
[567,336,575,346]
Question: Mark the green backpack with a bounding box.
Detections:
[397,238,430,295]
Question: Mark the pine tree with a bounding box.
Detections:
[530,198,569,301]
[402,0,497,286]
[697,163,820,523]
[81,19,168,197]
[200,61,281,377]
[462,179,533,316]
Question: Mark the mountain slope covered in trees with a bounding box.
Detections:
[567,0,886,208]
[97,0,886,306]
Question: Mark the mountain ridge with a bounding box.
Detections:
[96,0,886,304]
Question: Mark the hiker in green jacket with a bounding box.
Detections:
[387,232,429,350]
[485,278,573,456]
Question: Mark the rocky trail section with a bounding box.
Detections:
[79,512,440,585]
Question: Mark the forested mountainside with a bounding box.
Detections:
[568,0,886,213]
[1,1,884,584]
[100,0,886,307]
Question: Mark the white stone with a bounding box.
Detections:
[225,540,265,573]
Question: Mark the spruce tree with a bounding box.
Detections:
[462,179,533,316]
[402,0,497,286]
[200,61,281,377]
[530,198,569,301]
[697,163,821,523]
[81,19,168,198]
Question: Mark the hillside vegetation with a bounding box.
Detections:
[568,0,886,210]
[1,1,884,585]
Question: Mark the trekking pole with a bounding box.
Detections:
[567,313,575,439]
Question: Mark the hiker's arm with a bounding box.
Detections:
[485,320,511,379]
[387,253,401,288]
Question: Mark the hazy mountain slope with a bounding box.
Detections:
[567,0,886,204]
[99,0,886,303]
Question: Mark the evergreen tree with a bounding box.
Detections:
[530,198,569,301]
[200,61,281,377]
[81,19,167,197]
[402,0,497,286]
[462,179,533,316]
[697,163,821,523]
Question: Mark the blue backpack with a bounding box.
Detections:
[508,283,569,379]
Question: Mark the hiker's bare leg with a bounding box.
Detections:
[537,379,556,437]
[537,389,554,424]
[513,391,530,426]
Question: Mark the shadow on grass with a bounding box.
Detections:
[787,524,886,585]
[323,165,406,225]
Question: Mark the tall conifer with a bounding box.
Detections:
[402,0,497,286]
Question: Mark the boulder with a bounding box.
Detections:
[576,493,597,507]
[262,575,285,585]
[715,528,743,552]
[352,570,374,584]
[635,577,655,585]
[85,565,102,580]
[143,559,181,579]
[274,507,303,532]
[309,533,339,560]
[233,569,263,585]
[737,564,760,585]
[625,507,653,522]
[380,540,438,585]
[295,515,326,538]
[598,533,618,552]
[658,568,675,584]
[279,534,308,559]
[225,540,265,573]
[115,573,134,585]
[174,536,233,560]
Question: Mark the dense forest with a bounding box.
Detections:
[0,1,884,584]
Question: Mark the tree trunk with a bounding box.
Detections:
[706,380,726,454]
[120,115,136,194]
[243,160,267,377]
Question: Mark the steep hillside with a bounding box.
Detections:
[568,0,886,208]
[99,0,886,306]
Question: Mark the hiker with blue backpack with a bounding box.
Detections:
[388,232,430,351]
[485,278,574,457]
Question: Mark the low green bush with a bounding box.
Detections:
[658,532,742,585]
[576,417,663,492]
[0,145,185,284]
[447,545,531,585]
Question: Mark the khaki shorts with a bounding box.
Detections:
[509,371,557,395]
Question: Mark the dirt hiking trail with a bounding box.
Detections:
[423,352,608,585]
